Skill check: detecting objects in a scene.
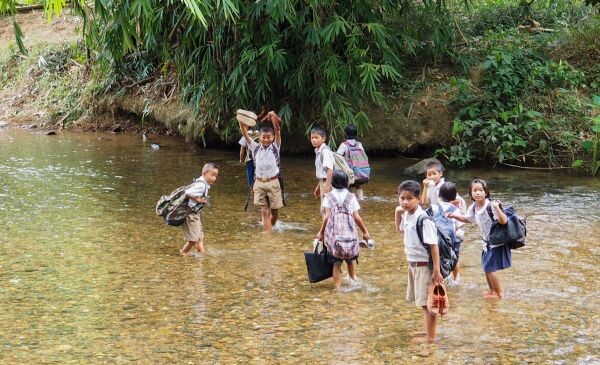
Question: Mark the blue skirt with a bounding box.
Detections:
[481,244,512,273]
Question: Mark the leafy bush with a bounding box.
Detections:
[439,35,596,169]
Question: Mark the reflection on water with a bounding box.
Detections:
[1,129,599,363]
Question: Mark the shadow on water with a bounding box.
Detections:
[0,129,599,363]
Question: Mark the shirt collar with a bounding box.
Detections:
[197,176,212,188]
[315,143,327,154]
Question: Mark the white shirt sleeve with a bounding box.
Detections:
[336,143,347,156]
[238,137,247,147]
[321,148,334,171]
[421,218,438,245]
[185,181,207,198]
[466,204,476,223]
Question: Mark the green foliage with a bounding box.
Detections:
[439,36,595,170]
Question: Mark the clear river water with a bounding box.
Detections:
[1,128,599,364]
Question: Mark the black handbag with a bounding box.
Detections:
[487,204,526,249]
[304,241,333,283]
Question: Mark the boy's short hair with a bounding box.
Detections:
[468,178,491,201]
[202,162,219,174]
[398,180,421,198]
[425,161,445,173]
[344,124,357,139]
[310,126,327,138]
[259,126,274,135]
[439,181,457,202]
[331,170,349,189]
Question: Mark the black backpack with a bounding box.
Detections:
[485,204,526,250]
[416,213,458,278]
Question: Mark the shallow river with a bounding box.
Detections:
[1,129,599,364]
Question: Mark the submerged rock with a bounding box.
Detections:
[44,130,57,135]
[403,158,441,176]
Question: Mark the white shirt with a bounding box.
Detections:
[427,177,445,205]
[401,206,438,262]
[466,199,500,250]
[185,176,210,208]
[336,139,364,156]
[321,188,360,212]
[315,144,334,179]
[249,141,280,179]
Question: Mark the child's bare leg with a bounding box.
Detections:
[180,241,195,255]
[423,306,437,343]
[347,260,356,280]
[452,257,461,280]
[485,272,503,298]
[483,272,493,295]
[332,263,342,289]
[195,238,205,254]
[270,208,279,226]
[261,206,272,232]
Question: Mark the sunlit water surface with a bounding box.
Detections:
[1,129,599,363]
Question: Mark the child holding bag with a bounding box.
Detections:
[316,170,370,290]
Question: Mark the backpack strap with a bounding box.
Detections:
[416,214,434,250]
[486,203,496,221]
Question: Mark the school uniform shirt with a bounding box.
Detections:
[238,135,253,163]
[249,141,280,179]
[315,144,334,179]
[185,176,210,208]
[400,206,438,262]
[321,188,360,212]
[427,177,445,205]
[466,199,500,250]
[336,139,364,157]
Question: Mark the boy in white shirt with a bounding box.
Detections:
[180,162,219,256]
[310,126,334,216]
[239,111,284,233]
[421,161,446,206]
[395,180,442,343]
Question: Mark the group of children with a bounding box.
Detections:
[177,112,513,344]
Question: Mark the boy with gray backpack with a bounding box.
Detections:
[316,170,371,290]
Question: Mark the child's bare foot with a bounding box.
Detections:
[411,330,427,337]
[179,250,188,256]
[411,336,437,344]
[483,292,503,299]
[482,289,493,296]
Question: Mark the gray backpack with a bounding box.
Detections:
[156,179,206,226]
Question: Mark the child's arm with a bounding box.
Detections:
[239,146,246,164]
[429,244,443,284]
[394,206,404,233]
[491,200,508,224]
[269,111,282,147]
[316,209,331,239]
[352,211,370,239]
[323,167,333,195]
[238,120,253,147]
[447,211,470,224]
[313,182,321,199]
[421,179,430,205]
[187,195,208,204]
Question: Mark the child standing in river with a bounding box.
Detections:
[421,161,446,206]
[395,180,442,343]
[448,178,510,298]
[180,162,219,256]
[316,170,370,290]
[311,126,334,216]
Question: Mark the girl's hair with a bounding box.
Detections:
[331,170,349,189]
[398,180,421,198]
[439,182,457,202]
[468,178,491,200]
[344,124,358,139]
[310,126,327,138]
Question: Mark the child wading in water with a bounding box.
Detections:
[316,170,370,290]
[436,182,466,286]
[180,162,219,256]
[421,161,446,206]
[448,179,510,299]
[336,124,370,201]
[311,126,334,216]
[395,180,442,343]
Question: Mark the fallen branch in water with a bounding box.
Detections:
[499,162,573,170]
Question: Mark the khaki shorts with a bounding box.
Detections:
[319,179,327,204]
[182,212,204,242]
[253,178,284,209]
[406,265,432,307]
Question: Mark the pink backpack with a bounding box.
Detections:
[324,193,359,260]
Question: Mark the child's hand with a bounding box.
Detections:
[316,232,324,240]
[432,271,443,285]
[422,178,429,187]
[395,205,405,215]
[313,184,321,199]
[491,200,502,210]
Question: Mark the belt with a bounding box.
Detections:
[255,176,278,182]
[408,261,429,267]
